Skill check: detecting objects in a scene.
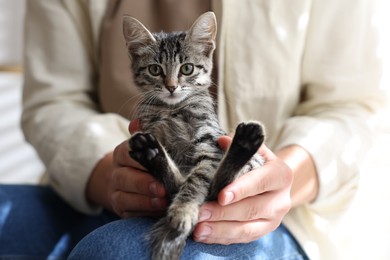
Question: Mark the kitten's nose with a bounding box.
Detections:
[165,79,178,94]
[166,85,177,94]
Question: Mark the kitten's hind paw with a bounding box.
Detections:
[207,122,265,201]
[128,133,163,170]
[234,122,264,154]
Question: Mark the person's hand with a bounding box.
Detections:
[87,120,168,218]
[109,140,168,218]
[193,136,293,244]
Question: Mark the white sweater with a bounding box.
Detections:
[22,0,385,259]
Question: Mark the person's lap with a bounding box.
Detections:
[0,184,117,259]
[70,218,308,260]
[0,184,308,259]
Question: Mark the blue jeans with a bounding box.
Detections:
[0,185,308,260]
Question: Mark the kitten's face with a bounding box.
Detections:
[123,12,217,105]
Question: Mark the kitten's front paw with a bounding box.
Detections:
[128,133,163,170]
[234,122,264,154]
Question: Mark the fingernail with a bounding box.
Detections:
[198,209,212,222]
[223,191,234,205]
[197,225,212,239]
[149,182,159,195]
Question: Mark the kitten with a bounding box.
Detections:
[123,12,265,260]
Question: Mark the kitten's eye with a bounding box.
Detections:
[148,64,163,76]
[180,64,194,75]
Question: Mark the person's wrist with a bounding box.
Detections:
[276,145,318,207]
[86,151,114,211]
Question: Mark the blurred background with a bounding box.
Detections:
[0,0,44,183]
[0,0,389,259]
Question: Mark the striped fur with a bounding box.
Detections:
[123,12,265,260]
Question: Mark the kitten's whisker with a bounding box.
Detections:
[133,90,158,120]
[117,91,147,120]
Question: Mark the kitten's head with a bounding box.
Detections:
[123,12,217,105]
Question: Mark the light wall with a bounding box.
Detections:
[0,0,25,67]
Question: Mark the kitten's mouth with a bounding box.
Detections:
[166,92,180,100]
[161,92,185,105]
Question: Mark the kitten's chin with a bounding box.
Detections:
[159,93,187,105]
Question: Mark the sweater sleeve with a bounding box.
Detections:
[22,0,129,214]
[274,0,386,209]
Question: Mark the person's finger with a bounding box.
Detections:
[217,135,232,151]
[199,191,290,222]
[129,119,141,134]
[193,218,279,245]
[111,190,168,218]
[218,160,292,206]
[111,167,166,197]
[113,140,145,170]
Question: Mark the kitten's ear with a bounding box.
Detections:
[123,15,156,57]
[186,12,217,57]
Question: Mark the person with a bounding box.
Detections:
[0,0,385,259]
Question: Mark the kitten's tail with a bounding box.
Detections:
[146,217,189,260]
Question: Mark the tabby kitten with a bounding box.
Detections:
[123,12,265,260]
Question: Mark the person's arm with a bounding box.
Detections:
[276,145,318,207]
[23,1,169,217]
[273,0,386,208]
[194,0,385,245]
[22,0,127,214]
